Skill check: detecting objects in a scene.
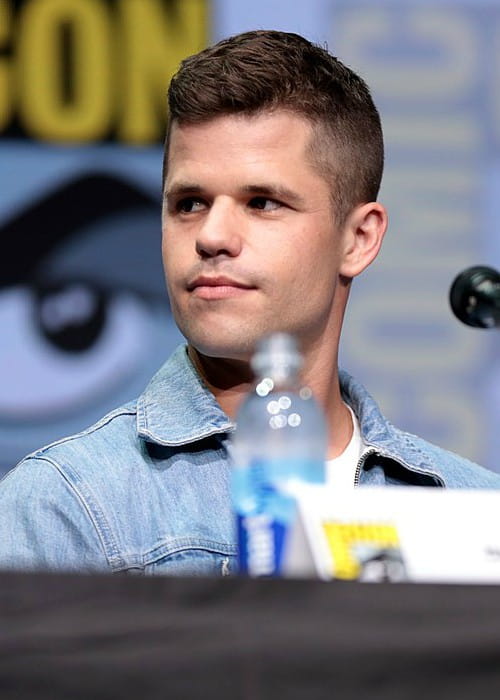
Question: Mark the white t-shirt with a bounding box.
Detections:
[325,404,369,489]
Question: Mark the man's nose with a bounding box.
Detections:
[195,200,242,258]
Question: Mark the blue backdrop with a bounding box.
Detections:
[1,0,498,474]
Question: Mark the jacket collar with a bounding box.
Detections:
[339,369,447,486]
[340,370,417,452]
[136,345,234,446]
[135,346,451,486]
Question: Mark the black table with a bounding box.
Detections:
[0,571,499,699]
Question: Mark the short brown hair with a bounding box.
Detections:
[164,30,384,224]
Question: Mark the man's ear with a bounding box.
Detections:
[339,202,388,279]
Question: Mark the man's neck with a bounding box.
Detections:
[188,344,353,460]
[187,346,254,419]
[301,352,353,460]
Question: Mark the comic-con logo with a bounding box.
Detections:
[0,0,207,143]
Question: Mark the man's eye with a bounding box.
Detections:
[249,197,281,211]
[177,198,205,213]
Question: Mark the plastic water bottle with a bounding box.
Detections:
[230,333,327,577]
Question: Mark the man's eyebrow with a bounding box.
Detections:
[242,184,305,206]
[164,182,306,206]
[164,182,203,200]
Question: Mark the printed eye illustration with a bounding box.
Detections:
[0,173,183,470]
[35,280,107,353]
[0,283,152,418]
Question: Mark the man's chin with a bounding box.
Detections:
[188,339,254,363]
[182,328,260,363]
[176,316,291,362]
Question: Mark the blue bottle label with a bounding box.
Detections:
[233,457,304,576]
[237,512,289,577]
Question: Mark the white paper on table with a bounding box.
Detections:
[283,485,500,584]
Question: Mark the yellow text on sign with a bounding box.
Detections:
[0,0,208,143]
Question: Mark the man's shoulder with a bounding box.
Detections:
[339,369,500,489]
[11,399,140,480]
[9,346,189,477]
[388,423,500,489]
[5,342,224,483]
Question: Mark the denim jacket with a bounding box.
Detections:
[1,344,499,576]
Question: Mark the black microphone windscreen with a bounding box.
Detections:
[449,265,500,329]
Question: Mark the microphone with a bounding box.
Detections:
[449,265,500,329]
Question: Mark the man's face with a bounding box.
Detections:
[162,110,349,361]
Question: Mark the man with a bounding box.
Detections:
[1,30,499,575]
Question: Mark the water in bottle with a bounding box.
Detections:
[230,332,327,577]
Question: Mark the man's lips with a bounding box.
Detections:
[187,275,256,300]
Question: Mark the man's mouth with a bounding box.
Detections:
[187,275,256,300]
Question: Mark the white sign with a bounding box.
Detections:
[285,486,500,584]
